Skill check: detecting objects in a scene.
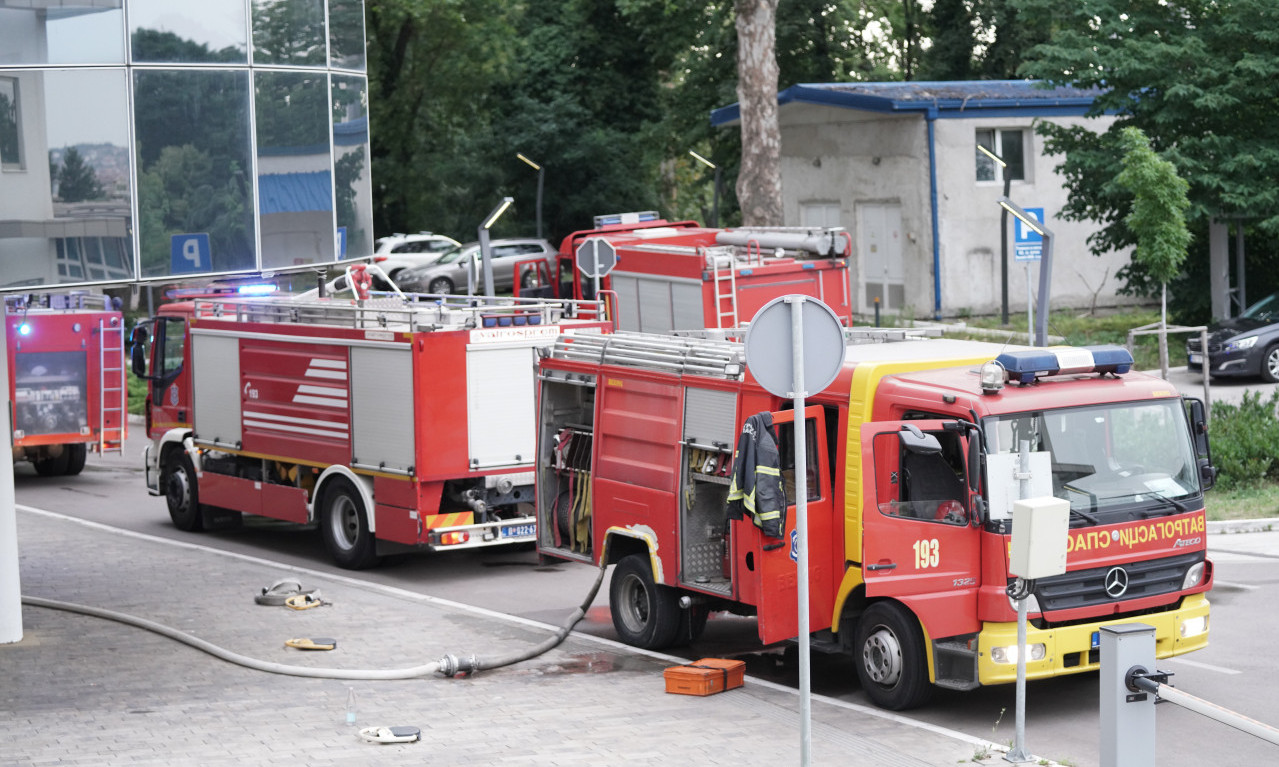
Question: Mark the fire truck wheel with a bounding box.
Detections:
[320,477,379,570]
[33,449,71,477]
[609,553,681,650]
[164,451,205,532]
[854,601,933,711]
[63,444,87,476]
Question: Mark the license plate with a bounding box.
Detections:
[501,523,535,539]
[1091,631,1101,649]
[1188,353,1203,364]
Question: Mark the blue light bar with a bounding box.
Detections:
[592,211,660,227]
[994,345,1133,384]
[18,322,31,336]
[236,283,278,296]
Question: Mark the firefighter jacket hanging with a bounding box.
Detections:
[726,411,786,538]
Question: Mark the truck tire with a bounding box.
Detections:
[164,451,205,532]
[33,448,70,477]
[609,553,682,650]
[854,601,933,710]
[63,443,87,476]
[320,477,379,570]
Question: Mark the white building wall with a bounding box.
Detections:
[778,104,1139,319]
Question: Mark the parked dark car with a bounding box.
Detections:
[394,238,555,295]
[1186,292,1279,382]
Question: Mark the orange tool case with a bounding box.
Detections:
[663,658,746,696]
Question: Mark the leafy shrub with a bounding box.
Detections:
[1209,391,1279,491]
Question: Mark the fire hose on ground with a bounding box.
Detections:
[21,542,610,682]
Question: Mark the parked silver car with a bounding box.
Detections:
[369,232,461,288]
[394,238,556,295]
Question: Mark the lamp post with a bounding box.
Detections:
[978,144,1011,325]
[476,196,514,299]
[689,150,721,228]
[517,153,544,241]
[997,196,1054,347]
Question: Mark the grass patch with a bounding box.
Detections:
[1206,484,1279,521]
[961,308,1170,370]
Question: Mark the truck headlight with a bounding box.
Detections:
[1182,561,1206,590]
[1008,593,1041,615]
[991,643,1047,664]
[1180,615,1208,638]
[1225,335,1258,352]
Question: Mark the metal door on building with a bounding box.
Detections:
[859,202,905,312]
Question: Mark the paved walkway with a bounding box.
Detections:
[3,507,996,766]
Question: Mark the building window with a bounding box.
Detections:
[976,129,1025,183]
[0,77,23,170]
[801,201,842,228]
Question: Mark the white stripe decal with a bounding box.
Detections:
[243,419,349,440]
[243,411,349,432]
[293,394,348,408]
[305,369,347,380]
[309,358,347,369]
[297,384,347,397]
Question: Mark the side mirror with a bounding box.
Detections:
[1186,398,1215,491]
[899,423,942,455]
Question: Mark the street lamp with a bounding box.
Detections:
[476,196,514,298]
[998,196,1054,347]
[689,149,721,228]
[978,143,1012,325]
[517,153,544,241]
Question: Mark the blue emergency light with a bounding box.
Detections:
[592,211,660,227]
[236,283,278,296]
[985,345,1134,388]
[18,322,31,336]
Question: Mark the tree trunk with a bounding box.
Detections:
[734,0,783,227]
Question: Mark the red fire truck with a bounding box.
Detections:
[5,292,127,475]
[131,279,611,569]
[534,332,1215,709]
[520,213,853,331]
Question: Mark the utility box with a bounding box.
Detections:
[1009,496,1069,579]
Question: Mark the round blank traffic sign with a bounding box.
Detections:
[744,295,845,398]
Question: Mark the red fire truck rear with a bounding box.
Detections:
[522,213,853,331]
[534,332,1215,709]
[131,279,610,569]
[5,292,127,475]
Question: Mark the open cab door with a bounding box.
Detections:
[738,405,837,646]
[859,420,981,608]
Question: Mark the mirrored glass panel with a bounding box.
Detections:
[130,0,248,63]
[134,69,256,278]
[252,0,326,66]
[328,0,366,71]
[332,74,372,259]
[256,70,334,268]
[0,69,133,289]
[0,1,126,66]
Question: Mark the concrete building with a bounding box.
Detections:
[0,0,372,290]
[713,81,1133,320]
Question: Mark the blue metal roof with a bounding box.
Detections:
[710,80,1100,126]
[258,170,332,215]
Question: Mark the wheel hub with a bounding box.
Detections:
[166,469,189,510]
[862,627,903,686]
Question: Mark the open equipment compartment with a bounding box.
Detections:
[678,386,738,594]
[536,366,597,559]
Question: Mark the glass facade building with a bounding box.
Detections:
[0,0,372,289]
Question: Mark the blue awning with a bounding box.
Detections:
[258,171,332,214]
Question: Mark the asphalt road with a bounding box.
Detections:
[10,426,1279,767]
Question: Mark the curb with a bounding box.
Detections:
[1208,519,1277,535]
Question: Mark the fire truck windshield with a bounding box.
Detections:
[983,399,1200,522]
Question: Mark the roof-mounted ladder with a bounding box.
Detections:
[549,331,745,380]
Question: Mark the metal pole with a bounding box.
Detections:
[1035,231,1053,347]
[1100,624,1157,767]
[712,166,722,228]
[1026,264,1033,346]
[1130,678,1279,746]
[1001,176,1010,324]
[1201,328,1211,422]
[0,303,22,644]
[1005,439,1032,763]
[787,295,812,767]
[536,167,545,242]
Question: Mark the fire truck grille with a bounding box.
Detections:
[1032,551,1203,613]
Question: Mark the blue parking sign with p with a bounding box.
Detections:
[1013,208,1044,262]
[171,233,211,274]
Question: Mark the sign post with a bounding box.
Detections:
[575,237,618,299]
[744,296,844,767]
[1001,199,1054,347]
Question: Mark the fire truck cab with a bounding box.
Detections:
[535,332,1215,709]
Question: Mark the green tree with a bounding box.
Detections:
[56,146,105,202]
[1115,126,1191,375]
[1015,0,1279,319]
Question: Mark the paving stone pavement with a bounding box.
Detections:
[2,508,998,766]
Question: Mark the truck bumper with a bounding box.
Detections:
[976,592,1211,685]
[419,516,538,552]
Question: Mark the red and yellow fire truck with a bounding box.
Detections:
[520,213,853,331]
[534,332,1215,709]
[131,278,610,569]
[5,292,127,475]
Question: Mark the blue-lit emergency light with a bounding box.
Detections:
[18,322,31,336]
[592,211,660,227]
[981,346,1134,392]
[236,283,278,296]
